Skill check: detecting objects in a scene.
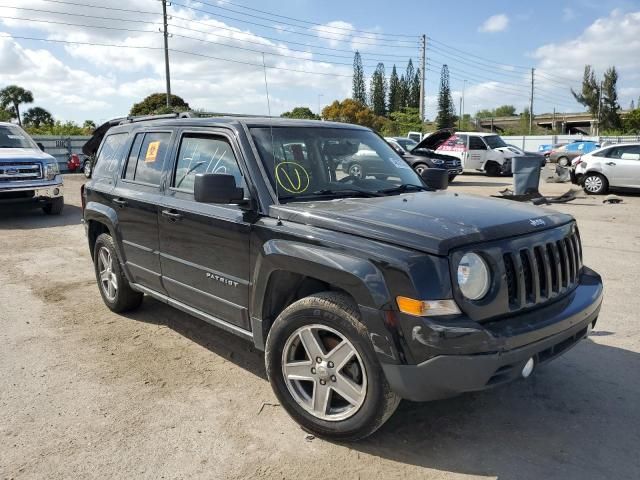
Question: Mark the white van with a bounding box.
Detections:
[435,131,512,176]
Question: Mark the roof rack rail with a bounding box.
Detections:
[116,111,275,125]
[182,111,274,119]
[119,112,180,124]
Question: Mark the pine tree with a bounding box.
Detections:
[369,63,387,116]
[571,65,600,117]
[410,68,421,109]
[630,99,635,111]
[404,59,415,108]
[352,51,367,105]
[388,65,401,113]
[398,74,408,109]
[436,65,456,129]
[600,66,621,131]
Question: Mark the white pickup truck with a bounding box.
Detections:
[0,122,64,214]
[434,131,513,176]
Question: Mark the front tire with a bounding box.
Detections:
[583,173,608,195]
[485,161,501,177]
[83,160,92,178]
[265,292,400,441]
[93,233,143,312]
[43,197,64,215]
[348,163,364,179]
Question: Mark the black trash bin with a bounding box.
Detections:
[512,155,543,195]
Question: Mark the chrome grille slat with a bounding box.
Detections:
[0,162,43,181]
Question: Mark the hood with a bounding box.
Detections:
[411,128,454,152]
[0,148,56,163]
[271,192,572,256]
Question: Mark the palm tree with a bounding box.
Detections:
[0,85,34,126]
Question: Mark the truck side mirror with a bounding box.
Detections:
[194,173,245,204]
[421,168,449,190]
[37,142,45,151]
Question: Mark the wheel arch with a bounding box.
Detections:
[84,202,122,260]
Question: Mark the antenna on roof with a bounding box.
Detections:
[261,53,272,117]
[262,53,278,200]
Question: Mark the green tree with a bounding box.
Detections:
[494,105,517,117]
[571,65,600,117]
[83,120,97,131]
[399,74,408,109]
[130,93,190,116]
[600,66,621,131]
[436,65,456,129]
[369,63,387,116]
[388,65,401,113]
[0,107,11,122]
[623,108,640,133]
[475,108,495,119]
[25,120,87,136]
[629,99,635,111]
[0,85,34,126]
[352,51,367,105]
[404,59,416,108]
[321,99,385,131]
[22,107,54,128]
[385,107,423,136]
[280,107,320,120]
[410,68,421,110]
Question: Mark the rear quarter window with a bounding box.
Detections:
[92,133,129,179]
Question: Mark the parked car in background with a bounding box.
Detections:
[572,143,640,194]
[548,141,600,166]
[538,143,567,159]
[435,131,512,176]
[0,122,64,214]
[407,131,423,142]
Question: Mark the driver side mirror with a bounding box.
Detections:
[194,173,245,204]
[421,168,449,190]
[37,142,45,151]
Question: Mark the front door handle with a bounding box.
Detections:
[112,198,128,208]
[606,162,616,166]
[161,209,184,222]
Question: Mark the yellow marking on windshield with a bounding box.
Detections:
[275,162,310,194]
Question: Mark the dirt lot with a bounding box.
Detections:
[1,172,638,480]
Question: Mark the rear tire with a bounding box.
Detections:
[43,197,64,215]
[265,292,400,441]
[93,233,143,313]
[582,173,608,195]
[347,163,364,179]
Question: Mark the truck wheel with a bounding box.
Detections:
[485,162,501,177]
[93,233,143,312]
[348,163,364,179]
[265,292,400,441]
[583,173,608,195]
[43,197,64,215]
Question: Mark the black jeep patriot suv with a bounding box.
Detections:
[83,115,603,440]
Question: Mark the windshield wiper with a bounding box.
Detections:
[378,184,429,195]
[278,188,383,203]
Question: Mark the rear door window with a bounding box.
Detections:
[93,133,129,180]
[123,132,171,186]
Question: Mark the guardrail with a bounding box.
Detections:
[31,135,92,173]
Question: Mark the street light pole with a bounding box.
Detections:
[317,94,324,117]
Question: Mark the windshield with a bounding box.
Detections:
[396,138,418,151]
[0,125,38,149]
[484,135,507,149]
[250,127,423,202]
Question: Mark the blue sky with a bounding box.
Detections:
[1,0,639,123]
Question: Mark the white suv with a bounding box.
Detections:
[572,143,640,194]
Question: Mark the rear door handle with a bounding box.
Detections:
[112,198,128,208]
[606,162,616,166]
[161,209,184,222]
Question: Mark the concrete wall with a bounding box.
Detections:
[32,136,91,173]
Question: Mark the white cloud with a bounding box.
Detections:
[478,14,510,33]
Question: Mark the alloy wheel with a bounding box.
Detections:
[98,246,118,301]
[584,175,603,193]
[348,164,363,179]
[281,324,367,422]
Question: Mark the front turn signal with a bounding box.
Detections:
[396,296,461,317]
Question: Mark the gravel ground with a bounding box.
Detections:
[1,171,638,480]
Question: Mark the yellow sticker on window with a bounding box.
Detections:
[145,141,161,163]
[275,162,310,194]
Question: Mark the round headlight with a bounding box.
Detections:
[457,253,490,300]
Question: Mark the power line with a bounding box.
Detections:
[0,15,158,34]
[428,47,528,80]
[192,0,418,39]
[34,0,161,17]
[169,0,419,48]
[427,36,529,71]
[0,34,354,78]
[0,4,161,25]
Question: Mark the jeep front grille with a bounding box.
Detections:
[502,229,582,310]
[0,163,43,182]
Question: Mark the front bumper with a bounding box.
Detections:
[382,267,603,401]
[0,181,64,204]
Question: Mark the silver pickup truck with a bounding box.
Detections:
[0,122,64,215]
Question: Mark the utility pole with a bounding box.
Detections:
[419,34,426,127]
[529,67,535,134]
[596,80,603,136]
[458,96,462,129]
[161,0,172,108]
[461,79,466,128]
